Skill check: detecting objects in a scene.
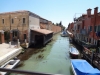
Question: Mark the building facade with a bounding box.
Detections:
[68,7,100,46]
[0,10,61,44]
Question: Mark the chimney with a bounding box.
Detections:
[94,7,98,15]
[87,8,92,17]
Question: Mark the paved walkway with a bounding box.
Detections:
[0,43,22,66]
[0,43,16,57]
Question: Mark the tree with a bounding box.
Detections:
[59,21,62,26]
[56,23,58,26]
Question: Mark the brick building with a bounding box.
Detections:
[69,7,100,46]
[0,10,40,44]
[0,10,61,44]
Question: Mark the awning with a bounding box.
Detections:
[31,29,53,35]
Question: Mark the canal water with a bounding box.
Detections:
[11,33,73,75]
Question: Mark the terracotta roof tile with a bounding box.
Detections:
[31,29,53,35]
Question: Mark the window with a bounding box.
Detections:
[98,25,100,32]
[90,26,92,31]
[12,19,14,24]
[94,26,96,32]
[2,19,4,24]
[23,18,25,24]
[77,25,80,30]
[89,38,91,43]
[87,38,88,42]
[13,31,17,37]
[24,34,26,39]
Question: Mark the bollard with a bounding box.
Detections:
[25,39,27,43]
[9,42,11,48]
[18,42,20,48]
[18,39,19,42]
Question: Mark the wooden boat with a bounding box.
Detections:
[71,59,100,75]
[69,47,79,59]
[0,59,20,75]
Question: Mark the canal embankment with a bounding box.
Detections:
[0,43,22,66]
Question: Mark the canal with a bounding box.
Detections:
[11,33,73,75]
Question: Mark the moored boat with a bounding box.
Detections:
[0,59,20,75]
[71,59,100,75]
[60,30,68,37]
[69,47,79,59]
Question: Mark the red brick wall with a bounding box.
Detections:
[68,22,74,32]
[40,23,61,34]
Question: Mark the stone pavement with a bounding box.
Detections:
[0,43,22,66]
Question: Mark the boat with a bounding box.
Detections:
[71,59,100,75]
[60,30,68,37]
[0,59,20,75]
[69,47,79,59]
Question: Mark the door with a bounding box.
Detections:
[24,34,26,40]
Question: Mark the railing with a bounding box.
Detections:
[0,68,61,75]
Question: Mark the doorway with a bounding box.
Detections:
[35,35,44,46]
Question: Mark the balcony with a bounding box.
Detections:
[74,21,82,25]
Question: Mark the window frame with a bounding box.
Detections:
[23,18,25,24]
[2,19,4,24]
[12,18,14,24]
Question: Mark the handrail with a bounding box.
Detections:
[0,68,61,75]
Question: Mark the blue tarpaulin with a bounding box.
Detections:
[71,59,100,75]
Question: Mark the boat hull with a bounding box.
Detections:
[69,47,79,59]
[0,59,20,75]
[70,53,79,59]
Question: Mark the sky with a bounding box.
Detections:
[0,0,100,28]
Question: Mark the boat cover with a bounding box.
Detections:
[71,59,100,75]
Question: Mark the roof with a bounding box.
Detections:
[31,29,53,35]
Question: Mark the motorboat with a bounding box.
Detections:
[0,59,20,75]
[71,59,100,75]
[60,31,68,37]
[69,47,79,59]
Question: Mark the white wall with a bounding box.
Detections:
[28,16,40,43]
[29,16,40,29]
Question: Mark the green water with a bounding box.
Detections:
[11,33,73,75]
